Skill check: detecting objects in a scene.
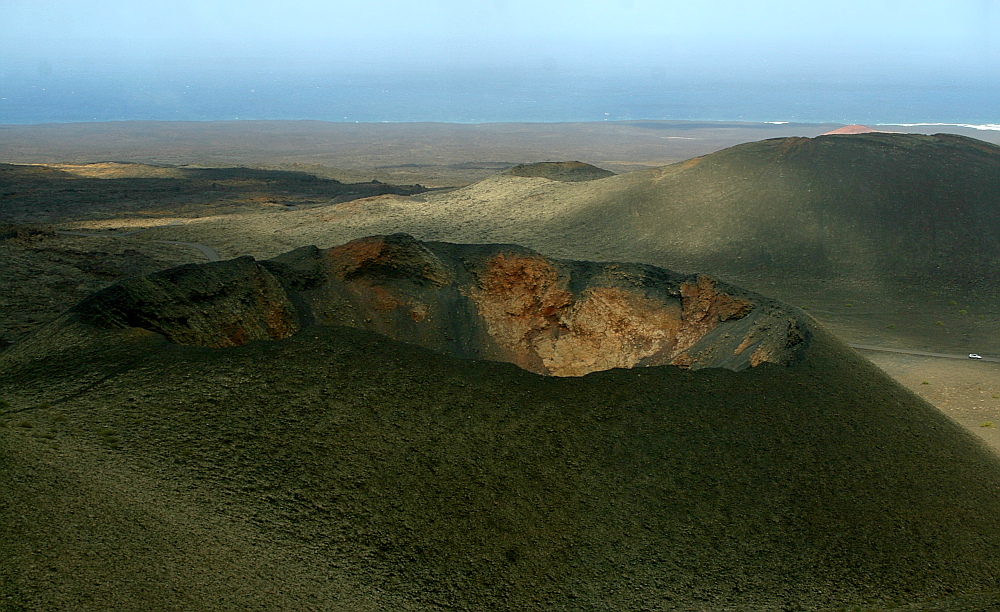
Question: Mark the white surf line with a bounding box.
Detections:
[54,220,220,262]
[849,344,999,363]
[881,122,1000,132]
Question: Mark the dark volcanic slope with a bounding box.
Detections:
[4,240,1000,610]
[544,133,1000,286]
[505,161,615,181]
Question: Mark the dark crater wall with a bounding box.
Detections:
[68,234,811,376]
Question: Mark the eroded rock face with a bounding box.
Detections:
[464,253,756,375]
[72,256,300,348]
[71,234,811,375]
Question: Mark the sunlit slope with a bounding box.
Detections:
[4,320,1000,609]
[541,133,1000,285]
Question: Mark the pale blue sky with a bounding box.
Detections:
[1,0,997,75]
[1,1,998,124]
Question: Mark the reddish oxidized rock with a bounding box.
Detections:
[70,234,811,375]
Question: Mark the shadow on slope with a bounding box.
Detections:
[550,133,1000,288]
[0,163,429,223]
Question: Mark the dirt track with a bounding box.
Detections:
[850,344,998,363]
[55,223,221,262]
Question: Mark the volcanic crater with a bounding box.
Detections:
[68,233,810,376]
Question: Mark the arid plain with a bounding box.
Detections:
[3,120,1000,610]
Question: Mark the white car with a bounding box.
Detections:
[969,353,983,359]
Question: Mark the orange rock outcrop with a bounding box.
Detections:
[71,234,811,375]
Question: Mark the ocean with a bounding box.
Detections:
[1,62,998,128]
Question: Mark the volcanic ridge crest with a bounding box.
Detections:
[64,234,810,376]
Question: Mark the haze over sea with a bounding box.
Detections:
[2,61,998,129]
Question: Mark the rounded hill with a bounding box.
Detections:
[504,160,615,181]
[383,133,1000,292]
[822,124,883,135]
[538,132,1000,287]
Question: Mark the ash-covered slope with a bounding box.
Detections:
[555,132,1000,285]
[4,300,1000,609]
[403,133,997,289]
[64,233,809,376]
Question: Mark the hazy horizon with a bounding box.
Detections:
[1,0,998,125]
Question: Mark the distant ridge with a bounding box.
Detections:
[823,124,884,135]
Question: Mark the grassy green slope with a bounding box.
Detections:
[4,324,1000,610]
